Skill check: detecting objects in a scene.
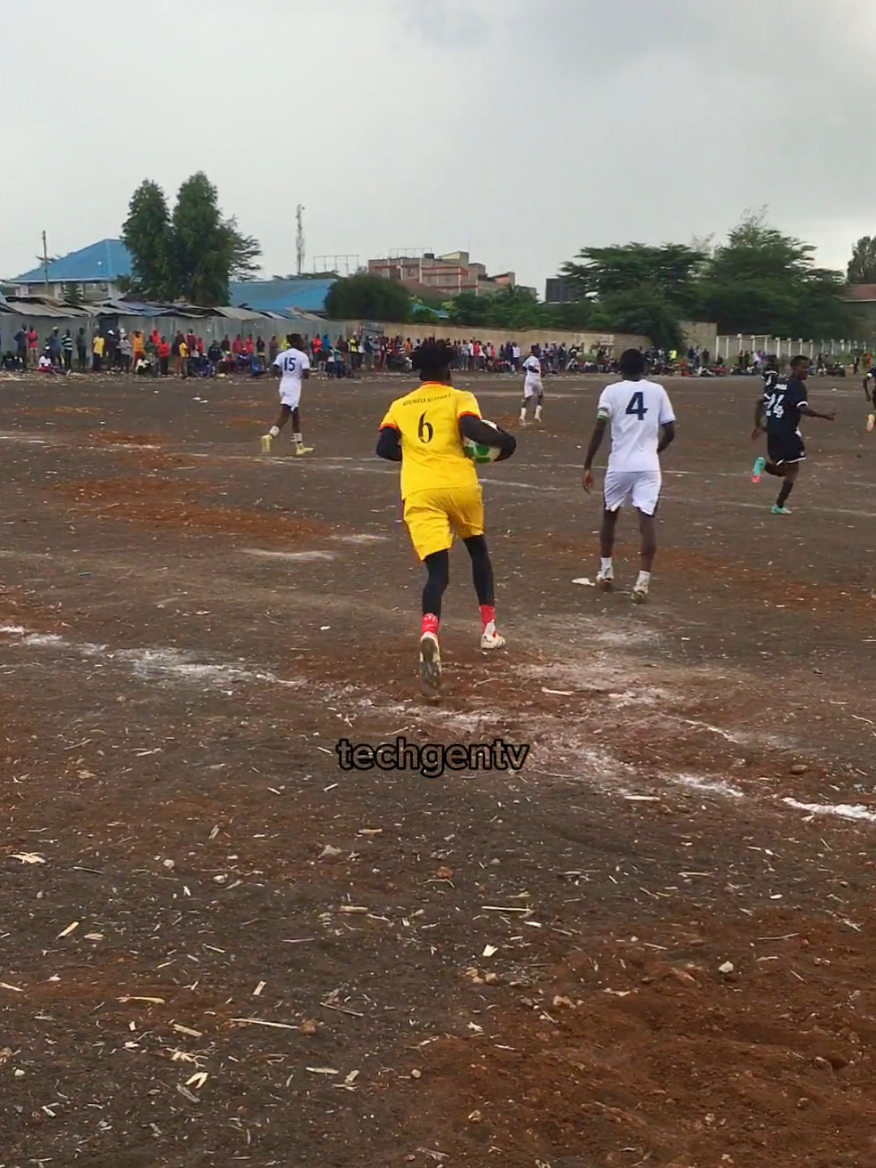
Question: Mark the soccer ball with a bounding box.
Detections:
[463,420,504,465]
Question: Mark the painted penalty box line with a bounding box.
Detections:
[335,736,530,779]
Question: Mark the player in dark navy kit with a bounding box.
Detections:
[762,355,781,395]
[750,355,835,514]
[751,356,781,481]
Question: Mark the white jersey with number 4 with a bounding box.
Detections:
[273,348,311,405]
[597,378,675,473]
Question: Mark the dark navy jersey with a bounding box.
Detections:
[762,368,781,395]
[764,375,808,435]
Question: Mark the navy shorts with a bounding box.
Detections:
[767,431,805,465]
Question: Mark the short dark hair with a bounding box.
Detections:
[412,340,453,381]
[790,355,808,370]
[289,333,304,349]
[619,348,646,377]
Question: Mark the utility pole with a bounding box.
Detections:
[295,205,305,277]
[42,230,50,294]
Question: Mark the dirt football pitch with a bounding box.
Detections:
[1,368,875,1168]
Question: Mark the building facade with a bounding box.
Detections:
[368,251,518,298]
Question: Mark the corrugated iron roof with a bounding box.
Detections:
[12,239,133,284]
[5,298,95,318]
[212,306,271,321]
[229,277,335,315]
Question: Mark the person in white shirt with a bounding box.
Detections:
[261,333,314,456]
[582,348,676,603]
[519,346,544,425]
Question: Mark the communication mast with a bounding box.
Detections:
[295,205,305,277]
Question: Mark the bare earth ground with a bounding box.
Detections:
[0,368,875,1168]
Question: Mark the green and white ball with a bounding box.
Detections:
[463,420,503,464]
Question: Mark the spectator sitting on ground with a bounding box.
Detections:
[39,347,66,375]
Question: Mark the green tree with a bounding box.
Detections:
[224,215,261,281]
[121,174,261,304]
[121,179,172,297]
[589,287,685,351]
[169,172,235,304]
[447,291,490,327]
[848,236,876,284]
[63,282,84,306]
[324,273,412,321]
[544,299,593,330]
[695,210,856,336]
[561,242,705,311]
[484,286,545,330]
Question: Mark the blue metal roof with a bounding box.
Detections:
[229,278,335,316]
[13,239,133,284]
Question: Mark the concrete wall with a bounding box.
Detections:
[331,320,650,352]
[1,306,718,361]
[681,320,717,353]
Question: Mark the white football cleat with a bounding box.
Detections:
[596,570,614,592]
[480,622,506,650]
[631,583,649,604]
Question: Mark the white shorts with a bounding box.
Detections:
[603,469,661,517]
[280,388,302,410]
[523,379,543,399]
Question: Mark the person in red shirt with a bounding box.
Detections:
[27,328,38,368]
[158,338,171,377]
[232,336,243,356]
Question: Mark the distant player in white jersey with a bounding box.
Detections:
[261,334,314,456]
[582,349,676,603]
[518,346,544,425]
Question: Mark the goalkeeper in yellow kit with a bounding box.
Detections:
[376,341,515,692]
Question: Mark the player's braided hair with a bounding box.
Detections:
[412,340,454,381]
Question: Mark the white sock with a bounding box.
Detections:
[269,425,280,437]
[535,405,542,419]
[519,408,526,421]
[600,558,613,574]
[636,570,651,588]
[293,432,302,444]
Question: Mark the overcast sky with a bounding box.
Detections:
[1,0,873,291]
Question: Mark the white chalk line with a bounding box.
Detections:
[0,623,872,831]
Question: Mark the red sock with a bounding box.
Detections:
[479,605,496,628]
[422,613,439,636]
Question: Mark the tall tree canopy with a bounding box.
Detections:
[562,242,705,309]
[324,273,413,321]
[121,173,261,304]
[696,211,853,336]
[848,236,876,284]
[121,179,171,297]
[554,212,857,345]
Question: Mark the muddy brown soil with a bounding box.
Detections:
[0,369,874,1168]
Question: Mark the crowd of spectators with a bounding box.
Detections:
[0,323,863,380]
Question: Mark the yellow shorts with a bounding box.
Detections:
[403,485,485,561]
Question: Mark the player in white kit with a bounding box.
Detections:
[582,349,676,603]
[518,346,544,425]
[261,334,314,455]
